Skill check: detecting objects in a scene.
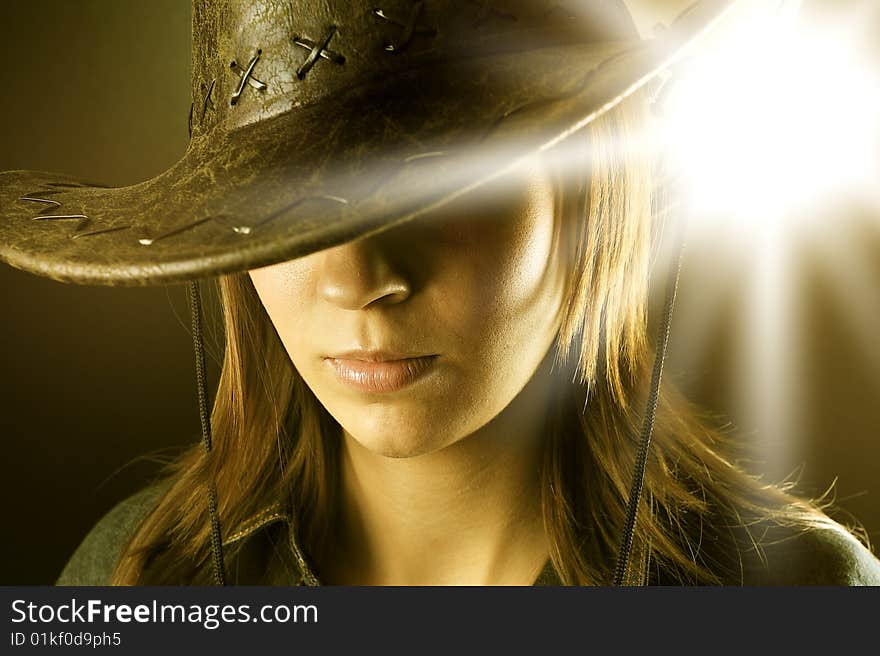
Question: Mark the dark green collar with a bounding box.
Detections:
[220,506,569,586]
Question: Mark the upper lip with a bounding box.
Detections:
[325,349,436,363]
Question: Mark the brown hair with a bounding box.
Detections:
[111,93,849,585]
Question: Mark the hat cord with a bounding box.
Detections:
[187,280,228,586]
[612,205,687,586]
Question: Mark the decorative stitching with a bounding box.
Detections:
[20,184,126,240]
[138,217,214,246]
[230,194,350,233]
[19,197,61,207]
[287,516,322,586]
[31,214,88,221]
[223,512,287,545]
[229,49,267,106]
[200,78,216,122]
[136,194,349,246]
[373,2,437,52]
[190,77,216,137]
[241,504,284,521]
[71,225,131,240]
[29,213,129,242]
[293,25,345,79]
[222,505,291,547]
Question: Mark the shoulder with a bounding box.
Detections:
[55,480,171,586]
[740,522,880,586]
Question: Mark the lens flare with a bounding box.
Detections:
[653,2,880,477]
[660,5,880,223]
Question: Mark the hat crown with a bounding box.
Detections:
[189,0,636,137]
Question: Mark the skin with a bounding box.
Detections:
[249,157,569,584]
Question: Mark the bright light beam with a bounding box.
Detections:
[660,5,880,225]
[654,2,880,478]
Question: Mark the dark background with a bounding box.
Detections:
[1,1,878,584]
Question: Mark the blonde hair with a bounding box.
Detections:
[111,93,845,585]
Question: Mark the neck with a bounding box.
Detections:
[321,364,555,585]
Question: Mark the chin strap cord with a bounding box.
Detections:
[612,199,688,586]
[187,280,228,586]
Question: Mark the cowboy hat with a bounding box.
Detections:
[0,0,751,286]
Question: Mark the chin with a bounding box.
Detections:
[338,406,455,459]
[363,439,437,459]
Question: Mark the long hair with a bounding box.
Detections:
[111,93,849,585]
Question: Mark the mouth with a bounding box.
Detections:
[323,351,439,393]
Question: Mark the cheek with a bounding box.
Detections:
[433,186,562,351]
[490,206,557,311]
[248,260,317,355]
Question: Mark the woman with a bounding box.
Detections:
[4,0,879,585]
[56,101,880,587]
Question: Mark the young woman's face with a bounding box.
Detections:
[249,159,568,458]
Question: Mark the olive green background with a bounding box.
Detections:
[1,1,878,584]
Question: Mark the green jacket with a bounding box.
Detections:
[54,481,567,586]
[56,482,880,586]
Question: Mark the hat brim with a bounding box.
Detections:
[0,1,735,286]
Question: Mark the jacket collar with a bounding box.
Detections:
[220,503,649,586]
[219,500,314,586]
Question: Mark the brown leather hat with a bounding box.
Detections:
[0,0,741,286]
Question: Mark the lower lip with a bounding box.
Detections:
[325,355,439,393]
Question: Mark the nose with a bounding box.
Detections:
[317,234,412,310]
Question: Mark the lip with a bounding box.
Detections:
[324,351,439,393]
